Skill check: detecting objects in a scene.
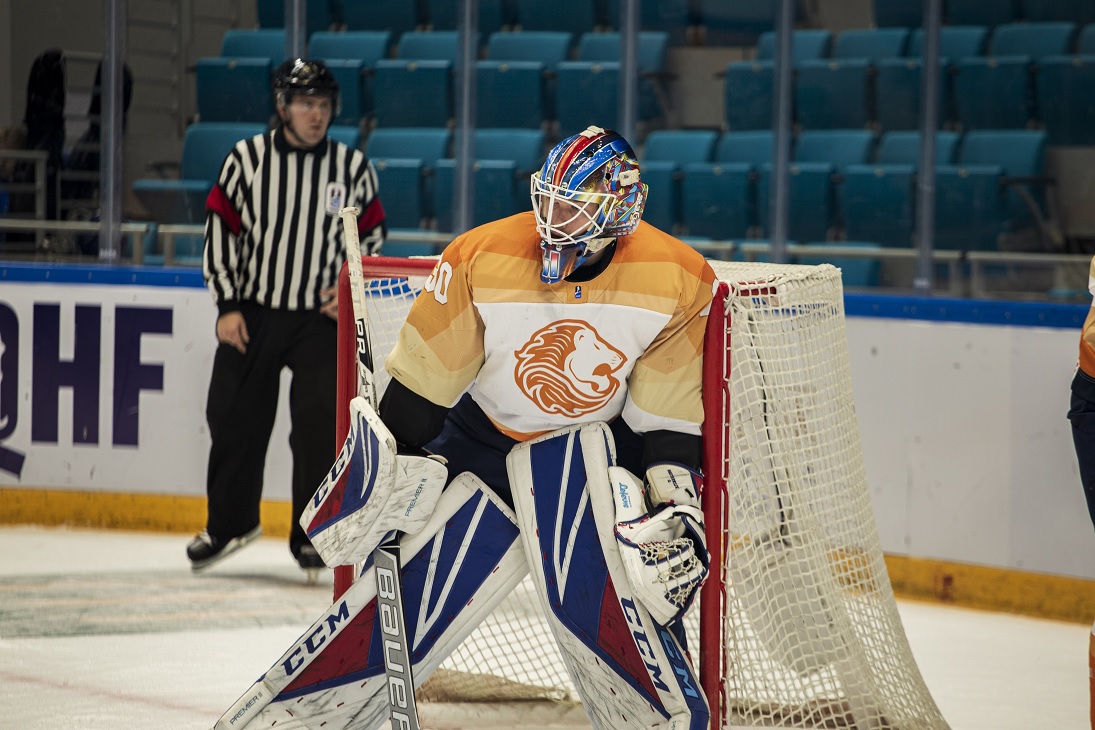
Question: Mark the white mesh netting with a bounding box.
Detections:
[349,258,950,729]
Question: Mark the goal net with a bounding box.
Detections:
[332,255,950,730]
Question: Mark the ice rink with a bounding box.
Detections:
[2,525,1088,730]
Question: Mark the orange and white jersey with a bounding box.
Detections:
[385,211,717,441]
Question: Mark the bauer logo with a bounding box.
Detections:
[0,302,25,478]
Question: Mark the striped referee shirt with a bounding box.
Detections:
[203,126,386,315]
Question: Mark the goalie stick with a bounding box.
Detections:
[339,206,422,730]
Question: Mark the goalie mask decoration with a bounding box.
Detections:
[531,126,648,284]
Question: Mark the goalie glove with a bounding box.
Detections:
[609,465,709,626]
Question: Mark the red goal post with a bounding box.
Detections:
[331,255,951,729]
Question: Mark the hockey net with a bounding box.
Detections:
[333,255,950,729]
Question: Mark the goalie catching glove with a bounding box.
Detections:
[610,462,709,625]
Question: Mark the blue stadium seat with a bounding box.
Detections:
[477,61,549,128]
[1080,24,1095,53]
[513,0,598,38]
[798,241,882,287]
[577,32,670,121]
[342,0,420,40]
[698,0,777,45]
[322,59,366,125]
[1036,54,1095,145]
[554,61,619,139]
[372,59,453,127]
[831,27,910,59]
[991,22,1077,57]
[908,25,989,58]
[872,0,922,28]
[473,128,546,174]
[840,132,958,248]
[680,130,772,240]
[487,31,573,66]
[1022,0,1095,27]
[256,0,337,36]
[934,129,1047,250]
[221,29,287,62]
[952,25,1074,130]
[604,0,693,46]
[308,30,393,66]
[426,0,509,35]
[755,29,833,62]
[397,30,461,61]
[794,58,872,129]
[639,129,719,233]
[133,122,266,224]
[723,60,773,130]
[434,159,522,232]
[757,130,875,241]
[195,58,274,123]
[875,58,949,130]
[946,0,1020,27]
[327,124,362,149]
[365,128,451,229]
[952,57,1032,130]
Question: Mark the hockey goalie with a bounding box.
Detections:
[212,126,716,729]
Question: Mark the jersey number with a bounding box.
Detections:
[424,261,453,305]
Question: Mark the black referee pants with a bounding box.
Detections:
[204,302,337,557]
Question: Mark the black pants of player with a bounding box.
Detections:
[204,302,337,557]
[1069,369,1095,532]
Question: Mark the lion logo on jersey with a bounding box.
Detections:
[514,320,627,417]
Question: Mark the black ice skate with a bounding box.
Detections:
[295,544,326,586]
[186,526,263,573]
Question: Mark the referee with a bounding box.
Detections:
[187,59,386,575]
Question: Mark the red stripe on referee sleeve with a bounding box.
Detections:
[205,184,242,237]
[358,197,386,234]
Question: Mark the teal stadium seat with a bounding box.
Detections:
[794,58,873,129]
[482,32,573,126]
[953,22,1076,130]
[639,129,719,234]
[309,31,392,118]
[831,27,909,59]
[133,122,266,225]
[221,29,287,62]
[372,59,453,127]
[327,125,362,149]
[681,130,773,240]
[472,127,546,212]
[426,0,509,35]
[555,61,619,138]
[487,31,573,66]
[195,57,274,123]
[723,60,773,130]
[908,25,989,58]
[605,0,693,46]
[755,29,833,62]
[342,0,420,40]
[513,0,598,39]
[1037,54,1095,145]
[699,0,776,45]
[934,129,1047,250]
[875,58,949,130]
[757,129,876,242]
[434,159,521,232]
[577,32,670,122]
[364,127,451,228]
[397,30,461,62]
[840,131,959,248]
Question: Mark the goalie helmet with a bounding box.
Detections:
[531,126,648,284]
[273,58,339,110]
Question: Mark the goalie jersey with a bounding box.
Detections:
[385,211,718,441]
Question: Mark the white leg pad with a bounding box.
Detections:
[506,423,710,730]
[214,472,528,730]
